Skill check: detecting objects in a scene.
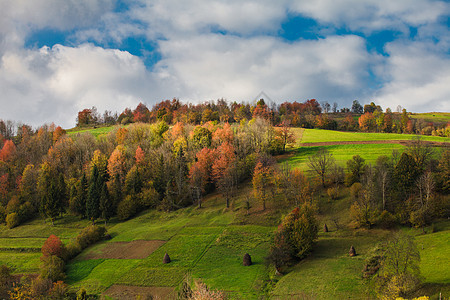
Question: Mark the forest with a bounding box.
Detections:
[0,98,449,299]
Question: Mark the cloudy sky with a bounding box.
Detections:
[0,0,449,128]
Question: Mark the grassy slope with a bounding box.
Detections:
[66,126,117,138]
[299,128,449,143]
[285,128,448,170]
[65,190,277,299]
[410,112,450,123]
[1,128,449,298]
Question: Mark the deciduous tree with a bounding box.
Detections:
[308,149,334,187]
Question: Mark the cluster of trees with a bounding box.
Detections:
[74,99,449,136]
[307,138,449,230]
[0,117,297,227]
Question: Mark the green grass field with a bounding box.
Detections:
[410,112,450,124]
[285,143,406,170]
[298,128,449,144]
[66,126,117,138]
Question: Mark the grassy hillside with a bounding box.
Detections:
[1,128,449,299]
[66,125,117,138]
[410,112,450,123]
[298,128,449,144]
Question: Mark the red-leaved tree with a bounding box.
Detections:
[41,234,65,259]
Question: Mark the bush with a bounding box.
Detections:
[49,281,68,299]
[6,213,19,229]
[40,255,65,282]
[327,186,339,200]
[65,241,82,260]
[377,210,396,229]
[117,195,138,220]
[75,225,106,250]
[30,276,53,298]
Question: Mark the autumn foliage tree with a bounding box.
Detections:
[0,140,16,162]
[252,161,276,210]
[212,143,237,208]
[41,235,65,259]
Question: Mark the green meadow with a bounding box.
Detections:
[410,112,450,123]
[66,125,117,138]
[298,128,449,144]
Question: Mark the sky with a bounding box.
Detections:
[0,0,449,128]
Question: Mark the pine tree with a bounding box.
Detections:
[99,181,113,225]
[86,165,101,224]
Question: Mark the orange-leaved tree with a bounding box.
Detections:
[212,142,237,208]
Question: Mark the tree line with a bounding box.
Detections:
[74,99,449,137]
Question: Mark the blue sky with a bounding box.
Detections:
[0,0,449,128]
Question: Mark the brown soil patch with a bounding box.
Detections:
[104,285,176,300]
[85,240,166,259]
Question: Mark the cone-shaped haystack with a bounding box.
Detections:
[349,246,356,257]
[323,224,328,232]
[243,253,252,266]
[163,252,171,264]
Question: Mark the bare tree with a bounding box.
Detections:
[308,149,335,188]
[321,101,331,113]
[332,102,338,113]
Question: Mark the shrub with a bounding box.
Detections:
[6,197,20,214]
[75,225,106,249]
[65,241,82,260]
[327,186,339,200]
[117,195,138,221]
[40,255,65,282]
[30,276,52,298]
[6,213,19,229]
[76,288,87,300]
[377,210,396,229]
[49,281,68,299]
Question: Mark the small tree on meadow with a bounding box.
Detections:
[308,149,334,188]
[267,203,318,271]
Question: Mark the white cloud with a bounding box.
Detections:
[154,34,372,102]
[374,41,450,112]
[0,0,114,52]
[0,0,449,129]
[291,0,448,33]
[0,44,153,128]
